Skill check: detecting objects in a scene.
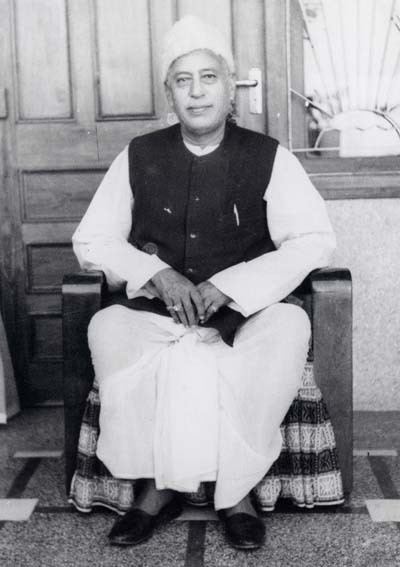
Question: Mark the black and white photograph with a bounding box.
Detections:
[0,1,399,565]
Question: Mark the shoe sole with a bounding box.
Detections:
[228,540,264,551]
[185,500,213,508]
[218,512,265,551]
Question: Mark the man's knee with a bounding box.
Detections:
[88,305,128,345]
[253,302,311,343]
[275,303,311,341]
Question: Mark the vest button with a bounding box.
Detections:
[142,242,158,255]
[194,196,200,202]
[186,267,196,274]
[189,232,198,239]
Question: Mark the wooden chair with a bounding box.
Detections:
[62,268,352,496]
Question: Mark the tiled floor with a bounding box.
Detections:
[1,410,400,566]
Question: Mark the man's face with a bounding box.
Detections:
[165,49,234,142]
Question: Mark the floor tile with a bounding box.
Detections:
[0,512,188,567]
[0,457,27,498]
[366,499,400,522]
[382,456,400,489]
[350,516,400,567]
[349,456,383,507]
[353,449,398,457]
[204,514,400,567]
[22,458,68,507]
[0,408,63,455]
[204,514,355,567]
[179,506,217,521]
[14,450,63,459]
[0,499,38,521]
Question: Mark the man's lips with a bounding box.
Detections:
[187,105,212,114]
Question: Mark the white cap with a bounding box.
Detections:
[161,15,235,82]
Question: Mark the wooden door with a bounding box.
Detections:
[0,0,269,405]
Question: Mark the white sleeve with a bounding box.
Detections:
[72,146,169,295]
[208,145,336,316]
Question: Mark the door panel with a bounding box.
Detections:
[95,0,154,117]
[1,0,268,404]
[14,0,72,120]
[21,170,104,222]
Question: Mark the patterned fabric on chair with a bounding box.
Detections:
[68,360,344,514]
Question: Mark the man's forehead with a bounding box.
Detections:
[170,49,225,74]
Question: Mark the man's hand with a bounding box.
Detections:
[197,281,231,322]
[151,268,205,327]
[142,280,162,299]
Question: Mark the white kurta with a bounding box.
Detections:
[72,138,336,509]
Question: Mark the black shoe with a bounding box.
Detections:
[108,497,182,546]
[218,511,265,550]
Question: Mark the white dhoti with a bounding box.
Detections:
[88,302,310,510]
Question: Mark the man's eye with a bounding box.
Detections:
[202,73,217,83]
[176,77,190,85]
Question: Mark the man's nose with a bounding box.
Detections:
[189,76,205,97]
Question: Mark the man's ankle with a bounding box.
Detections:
[135,482,175,515]
[222,495,258,518]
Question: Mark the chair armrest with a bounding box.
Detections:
[62,270,105,490]
[310,267,353,494]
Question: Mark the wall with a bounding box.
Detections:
[327,199,400,410]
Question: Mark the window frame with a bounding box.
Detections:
[264,0,400,200]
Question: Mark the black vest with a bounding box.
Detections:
[128,122,278,283]
[107,123,279,345]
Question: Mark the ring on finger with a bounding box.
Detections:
[167,304,182,312]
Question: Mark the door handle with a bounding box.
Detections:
[235,68,262,114]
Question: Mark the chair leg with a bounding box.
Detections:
[311,268,353,495]
[62,271,104,492]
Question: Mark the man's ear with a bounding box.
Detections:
[164,83,174,110]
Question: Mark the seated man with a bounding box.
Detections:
[72,15,336,551]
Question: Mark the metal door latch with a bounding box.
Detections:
[236,68,262,114]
